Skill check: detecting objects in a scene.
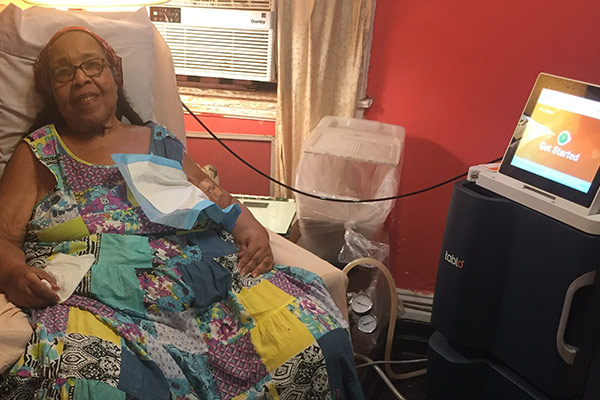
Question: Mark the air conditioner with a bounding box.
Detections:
[148,0,276,82]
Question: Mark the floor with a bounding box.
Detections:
[375,375,428,400]
[357,318,432,400]
[359,361,428,400]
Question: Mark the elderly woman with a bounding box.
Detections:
[0,27,363,399]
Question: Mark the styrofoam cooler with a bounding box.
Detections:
[294,116,405,265]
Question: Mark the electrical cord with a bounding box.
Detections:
[182,101,502,202]
[355,358,428,368]
[354,353,408,400]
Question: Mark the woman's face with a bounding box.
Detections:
[47,31,119,133]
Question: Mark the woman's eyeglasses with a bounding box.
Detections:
[50,58,107,83]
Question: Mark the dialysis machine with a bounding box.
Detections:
[428,73,600,399]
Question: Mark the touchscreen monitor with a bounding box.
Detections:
[498,73,600,208]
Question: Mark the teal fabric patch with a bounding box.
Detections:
[91,233,151,316]
[164,346,221,398]
[318,328,365,399]
[73,379,126,399]
[118,345,170,400]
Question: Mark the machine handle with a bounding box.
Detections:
[556,270,596,365]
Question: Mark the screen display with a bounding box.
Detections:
[499,73,600,207]
[511,89,600,193]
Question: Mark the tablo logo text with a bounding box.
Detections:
[444,250,464,269]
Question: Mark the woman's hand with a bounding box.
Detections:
[0,142,60,309]
[2,265,60,309]
[233,224,274,277]
[181,154,275,277]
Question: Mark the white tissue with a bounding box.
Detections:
[44,253,95,303]
[112,153,241,231]
[127,160,210,214]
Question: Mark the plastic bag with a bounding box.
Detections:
[338,227,390,264]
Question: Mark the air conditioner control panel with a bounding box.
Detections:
[149,7,181,24]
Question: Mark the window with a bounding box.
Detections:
[149,0,277,120]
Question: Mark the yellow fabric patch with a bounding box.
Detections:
[238,280,315,371]
[67,234,98,255]
[238,280,294,317]
[37,216,90,242]
[66,307,120,346]
[29,342,43,359]
[126,186,139,207]
[61,382,71,400]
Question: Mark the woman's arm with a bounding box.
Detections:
[182,154,274,277]
[0,142,59,308]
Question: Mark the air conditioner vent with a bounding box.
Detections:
[167,0,273,11]
[150,5,276,82]
[156,24,275,81]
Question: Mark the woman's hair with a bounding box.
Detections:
[28,26,144,134]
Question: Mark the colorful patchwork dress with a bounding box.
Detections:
[0,123,364,400]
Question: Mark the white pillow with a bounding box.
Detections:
[0,4,159,176]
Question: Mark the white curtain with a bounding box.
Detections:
[274,0,375,197]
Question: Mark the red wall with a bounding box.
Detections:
[365,0,600,292]
[185,114,275,195]
[184,115,275,137]
[185,0,600,294]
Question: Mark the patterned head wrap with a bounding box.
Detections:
[34,26,123,99]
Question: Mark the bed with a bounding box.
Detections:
[0,3,351,395]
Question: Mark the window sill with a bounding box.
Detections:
[178,86,277,122]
